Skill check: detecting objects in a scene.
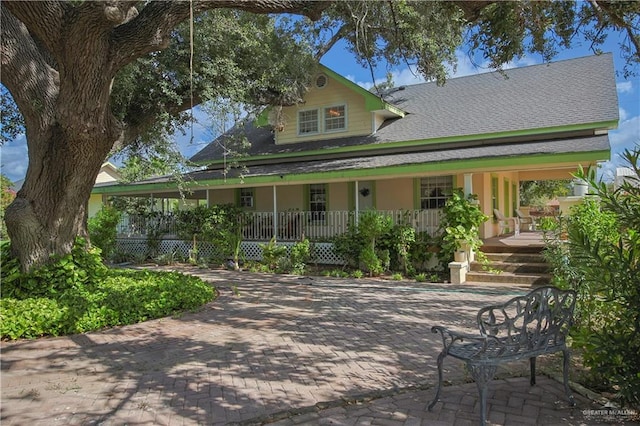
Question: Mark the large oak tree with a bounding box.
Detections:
[1,1,639,272]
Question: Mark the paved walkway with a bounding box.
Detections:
[1,267,635,425]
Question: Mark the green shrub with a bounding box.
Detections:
[1,238,107,299]
[0,240,215,340]
[289,238,311,274]
[0,298,67,339]
[391,273,403,281]
[537,216,559,232]
[352,269,364,279]
[361,245,383,276]
[390,223,415,275]
[414,272,427,282]
[175,204,245,264]
[259,237,288,271]
[88,206,121,260]
[545,149,640,407]
[409,231,436,272]
[332,221,365,268]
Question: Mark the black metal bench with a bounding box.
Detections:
[429,286,577,425]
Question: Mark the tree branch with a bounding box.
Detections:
[315,23,348,61]
[1,6,59,139]
[592,1,640,62]
[110,1,331,71]
[1,1,67,59]
[114,92,205,152]
[451,0,496,22]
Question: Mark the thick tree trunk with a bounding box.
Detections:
[5,125,114,272]
[2,2,122,272]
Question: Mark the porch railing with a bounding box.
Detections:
[238,210,441,241]
[116,209,442,241]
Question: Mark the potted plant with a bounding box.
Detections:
[438,190,489,265]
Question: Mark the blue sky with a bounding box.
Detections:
[1,32,638,184]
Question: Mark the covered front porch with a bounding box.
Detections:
[116,208,442,242]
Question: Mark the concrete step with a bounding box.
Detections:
[481,244,544,254]
[466,270,552,286]
[471,261,550,274]
[483,252,546,264]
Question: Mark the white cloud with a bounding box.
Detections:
[619,107,628,121]
[0,134,28,184]
[617,81,633,93]
[608,114,640,163]
[387,67,426,87]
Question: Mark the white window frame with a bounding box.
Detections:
[309,184,327,223]
[240,188,254,208]
[323,104,347,133]
[297,103,347,136]
[298,109,319,136]
[420,176,453,210]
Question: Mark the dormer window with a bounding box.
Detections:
[298,109,319,135]
[324,105,345,132]
[298,104,347,136]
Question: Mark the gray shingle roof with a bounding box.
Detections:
[180,134,609,183]
[190,53,618,164]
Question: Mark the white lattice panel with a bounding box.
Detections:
[240,242,263,261]
[115,238,223,260]
[312,242,345,265]
[116,238,346,265]
[115,239,148,257]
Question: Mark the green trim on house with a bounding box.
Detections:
[348,182,355,211]
[491,175,499,221]
[200,120,617,167]
[93,150,609,195]
[254,64,405,129]
[371,181,377,208]
[320,66,405,116]
[256,109,270,127]
[413,178,420,210]
[236,187,257,211]
[503,179,510,216]
[303,185,310,211]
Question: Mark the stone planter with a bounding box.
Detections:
[454,250,467,262]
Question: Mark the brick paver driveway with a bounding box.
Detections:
[0,268,610,425]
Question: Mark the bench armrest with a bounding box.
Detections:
[431,325,494,351]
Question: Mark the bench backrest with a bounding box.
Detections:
[476,286,576,350]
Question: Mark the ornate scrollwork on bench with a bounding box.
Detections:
[428,286,577,426]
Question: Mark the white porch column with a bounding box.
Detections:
[206,189,211,207]
[273,185,278,239]
[463,174,473,197]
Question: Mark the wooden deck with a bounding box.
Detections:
[481,231,546,253]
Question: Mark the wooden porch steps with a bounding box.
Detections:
[466,238,552,287]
